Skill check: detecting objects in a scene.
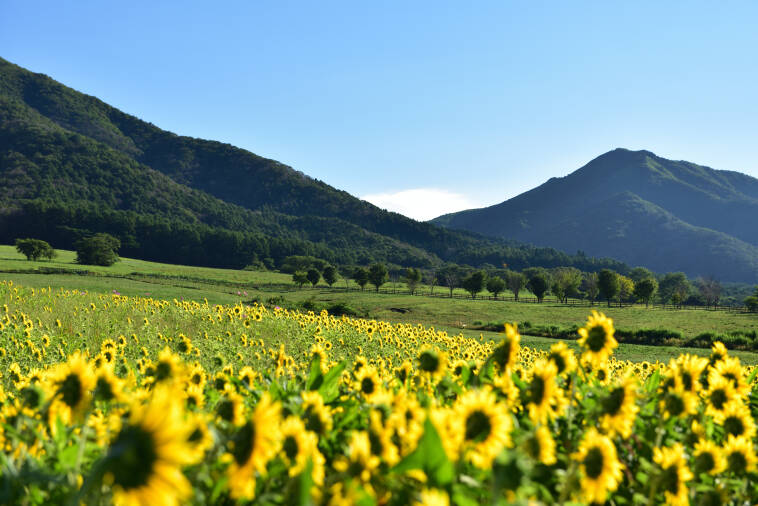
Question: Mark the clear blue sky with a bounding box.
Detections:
[3,1,757,220]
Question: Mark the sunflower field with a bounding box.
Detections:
[0,280,756,505]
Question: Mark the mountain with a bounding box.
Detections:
[0,56,627,273]
[432,149,758,282]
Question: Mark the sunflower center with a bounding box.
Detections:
[464,410,492,443]
[419,352,440,373]
[586,326,608,352]
[155,361,172,381]
[660,465,680,494]
[492,341,512,370]
[108,425,158,490]
[602,387,625,416]
[709,389,727,410]
[283,435,299,460]
[217,399,236,422]
[680,372,693,392]
[529,376,546,405]
[188,428,203,443]
[361,377,376,395]
[369,431,384,455]
[59,373,83,409]
[723,416,744,437]
[304,407,325,434]
[191,373,203,385]
[232,422,256,466]
[727,451,747,473]
[694,452,715,473]
[95,377,115,401]
[525,435,541,460]
[664,393,684,417]
[583,447,605,479]
[549,352,566,374]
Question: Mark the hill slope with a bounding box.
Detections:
[433,149,758,282]
[0,56,626,272]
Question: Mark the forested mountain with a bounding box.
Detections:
[433,149,758,282]
[0,56,626,272]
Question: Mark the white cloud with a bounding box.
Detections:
[361,188,478,221]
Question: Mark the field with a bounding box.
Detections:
[1,276,757,504]
[1,245,757,365]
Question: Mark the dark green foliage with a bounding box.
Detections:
[75,233,119,266]
[462,271,487,299]
[353,267,369,291]
[0,56,629,274]
[505,271,526,301]
[598,269,619,307]
[745,287,758,312]
[658,272,691,306]
[485,276,506,298]
[434,148,758,282]
[526,271,549,303]
[368,263,388,292]
[403,267,422,295]
[322,265,338,287]
[633,278,658,308]
[15,238,55,261]
[292,271,308,289]
[306,268,321,288]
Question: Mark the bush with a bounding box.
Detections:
[75,233,120,266]
[15,238,56,261]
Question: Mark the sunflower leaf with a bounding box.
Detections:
[392,418,454,487]
[306,355,323,391]
[318,360,346,403]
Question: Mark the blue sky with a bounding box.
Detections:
[3,1,757,220]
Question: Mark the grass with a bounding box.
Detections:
[3,245,757,364]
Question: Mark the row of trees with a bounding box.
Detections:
[16,235,120,267]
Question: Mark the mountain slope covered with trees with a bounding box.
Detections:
[0,56,625,272]
[433,149,758,282]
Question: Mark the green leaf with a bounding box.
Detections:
[58,444,79,470]
[318,360,346,403]
[306,355,323,391]
[392,418,454,487]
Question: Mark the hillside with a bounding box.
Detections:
[0,56,625,272]
[433,149,758,282]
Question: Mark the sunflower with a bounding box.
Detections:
[104,385,193,506]
[333,431,380,484]
[184,385,205,410]
[394,360,414,384]
[547,341,577,376]
[388,393,425,455]
[186,413,213,464]
[151,347,185,386]
[280,416,325,485]
[693,439,725,476]
[417,348,447,380]
[525,359,565,424]
[453,389,512,468]
[302,391,333,436]
[670,354,707,397]
[216,390,246,426]
[238,366,257,389]
[704,374,738,418]
[652,443,693,506]
[46,352,95,425]
[227,393,282,500]
[416,488,450,506]
[710,357,750,399]
[577,311,617,368]
[93,364,125,403]
[524,425,557,466]
[355,366,384,404]
[599,373,639,438]
[490,323,520,375]
[708,341,728,366]
[572,428,624,504]
[713,400,756,440]
[368,410,399,466]
[722,435,757,474]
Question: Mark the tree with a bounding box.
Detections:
[597,269,619,307]
[629,266,654,284]
[75,233,120,266]
[462,271,487,299]
[582,272,599,305]
[486,276,506,299]
[292,271,308,289]
[403,268,422,295]
[438,264,464,298]
[526,273,549,303]
[15,238,56,261]
[506,271,526,301]
[306,268,321,288]
[425,269,438,295]
[617,275,634,306]
[745,287,758,312]
[551,267,582,303]
[659,272,690,307]
[368,263,388,292]
[697,276,722,307]
[353,267,369,291]
[634,277,658,308]
[322,265,338,287]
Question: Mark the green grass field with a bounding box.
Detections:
[2,245,757,364]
